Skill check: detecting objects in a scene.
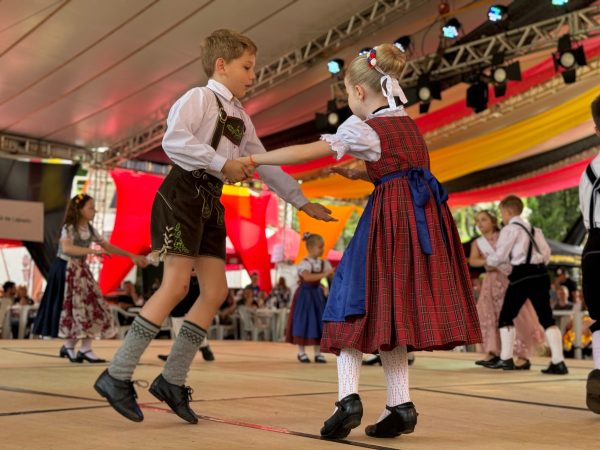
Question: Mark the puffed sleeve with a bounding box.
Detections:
[323,259,333,273]
[320,115,381,161]
[60,225,74,241]
[296,259,312,275]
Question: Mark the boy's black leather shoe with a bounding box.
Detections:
[149,374,198,424]
[94,369,144,422]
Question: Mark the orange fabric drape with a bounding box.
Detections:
[295,204,356,264]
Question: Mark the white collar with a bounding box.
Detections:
[207,79,242,107]
[508,216,527,225]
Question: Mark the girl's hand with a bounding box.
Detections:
[132,255,149,268]
[92,249,108,257]
[329,166,365,180]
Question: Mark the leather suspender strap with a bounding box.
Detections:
[586,163,600,230]
[512,222,540,264]
[210,92,228,150]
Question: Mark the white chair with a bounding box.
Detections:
[18,304,39,339]
[0,299,12,339]
[109,305,138,339]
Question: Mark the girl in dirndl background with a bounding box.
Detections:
[33,193,147,363]
[286,233,333,363]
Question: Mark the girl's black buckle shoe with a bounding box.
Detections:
[77,350,106,363]
[365,402,418,438]
[59,345,83,363]
[320,393,363,439]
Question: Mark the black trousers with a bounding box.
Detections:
[583,229,600,333]
[498,264,555,330]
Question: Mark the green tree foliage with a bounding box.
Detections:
[525,187,581,241]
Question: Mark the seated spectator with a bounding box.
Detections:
[1,281,16,303]
[218,289,238,325]
[271,277,291,309]
[116,281,143,310]
[14,285,33,305]
[555,267,578,302]
[554,286,574,311]
[245,272,261,297]
[238,287,258,311]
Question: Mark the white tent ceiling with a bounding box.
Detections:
[0,0,514,150]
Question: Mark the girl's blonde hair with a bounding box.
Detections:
[302,232,324,249]
[345,43,406,94]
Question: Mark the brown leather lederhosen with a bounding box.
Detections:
[150,90,246,260]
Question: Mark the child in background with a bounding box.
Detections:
[33,193,147,362]
[286,233,333,363]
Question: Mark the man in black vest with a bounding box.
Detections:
[580,94,600,413]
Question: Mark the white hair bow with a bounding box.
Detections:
[376,69,408,109]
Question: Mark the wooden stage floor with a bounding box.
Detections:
[1,340,597,449]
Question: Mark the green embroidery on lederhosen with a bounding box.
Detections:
[172,223,190,254]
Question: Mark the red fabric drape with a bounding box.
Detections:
[448,157,593,208]
[221,193,272,292]
[99,169,161,293]
[100,170,273,293]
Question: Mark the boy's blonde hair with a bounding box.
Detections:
[499,195,524,215]
[200,29,257,77]
[345,43,406,94]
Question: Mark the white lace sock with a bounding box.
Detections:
[499,326,516,361]
[64,338,78,359]
[377,346,410,421]
[593,330,600,370]
[338,348,362,400]
[298,345,306,356]
[545,326,564,364]
[314,345,321,356]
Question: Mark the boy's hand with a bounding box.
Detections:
[299,203,337,222]
[329,166,361,180]
[222,160,254,183]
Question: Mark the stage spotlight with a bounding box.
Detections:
[315,100,350,130]
[394,36,412,53]
[327,58,344,75]
[466,80,489,113]
[488,5,508,22]
[551,0,568,6]
[552,34,587,84]
[442,18,461,39]
[358,47,371,56]
[491,60,521,97]
[417,75,441,114]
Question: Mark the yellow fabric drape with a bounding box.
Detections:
[301,84,600,199]
[295,204,356,264]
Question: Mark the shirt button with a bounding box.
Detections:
[192,170,201,178]
[202,174,207,180]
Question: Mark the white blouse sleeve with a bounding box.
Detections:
[90,225,105,244]
[323,260,332,273]
[320,115,381,162]
[60,225,74,242]
[296,259,312,275]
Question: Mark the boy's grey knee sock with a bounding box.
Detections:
[108,315,160,381]
[162,320,207,386]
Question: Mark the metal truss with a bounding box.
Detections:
[400,4,600,86]
[0,132,92,163]
[246,0,430,97]
[423,57,600,145]
[102,120,166,166]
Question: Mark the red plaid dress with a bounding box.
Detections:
[321,116,481,355]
